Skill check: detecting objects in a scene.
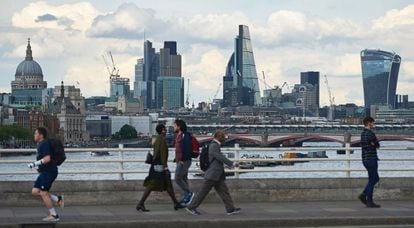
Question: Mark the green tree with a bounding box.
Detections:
[112,124,137,140]
[0,124,32,143]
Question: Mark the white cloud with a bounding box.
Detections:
[175,11,252,45]
[183,47,228,102]
[2,1,414,107]
[254,10,363,47]
[373,5,414,30]
[11,1,99,31]
[87,3,167,39]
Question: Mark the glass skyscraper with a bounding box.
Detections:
[135,40,183,110]
[360,49,401,112]
[222,25,261,107]
[156,76,184,109]
[300,71,320,108]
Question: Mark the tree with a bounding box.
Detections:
[112,124,137,140]
[0,124,32,144]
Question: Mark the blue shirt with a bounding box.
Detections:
[36,140,58,173]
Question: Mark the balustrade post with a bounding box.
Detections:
[345,143,351,178]
[234,144,240,179]
[118,144,124,180]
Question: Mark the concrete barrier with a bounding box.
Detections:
[0,178,413,206]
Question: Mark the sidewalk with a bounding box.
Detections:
[1,201,413,228]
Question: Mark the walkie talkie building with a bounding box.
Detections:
[360,49,401,113]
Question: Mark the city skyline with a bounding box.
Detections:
[0,1,413,106]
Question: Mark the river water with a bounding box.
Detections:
[1,141,413,181]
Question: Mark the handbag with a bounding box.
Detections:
[145,152,153,164]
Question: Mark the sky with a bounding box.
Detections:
[1,0,414,106]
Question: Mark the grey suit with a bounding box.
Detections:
[187,140,236,212]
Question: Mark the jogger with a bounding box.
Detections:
[29,127,64,222]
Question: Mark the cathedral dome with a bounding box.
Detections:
[14,38,43,77]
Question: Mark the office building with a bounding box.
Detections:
[300,71,320,108]
[361,49,401,114]
[222,25,261,107]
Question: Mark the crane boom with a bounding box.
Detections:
[213,83,222,100]
[102,55,112,76]
[324,75,335,121]
[109,51,115,69]
[262,71,269,91]
[186,78,190,106]
[108,51,119,78]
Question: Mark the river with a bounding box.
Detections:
[0,141,413,181]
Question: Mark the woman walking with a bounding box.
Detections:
[136,124,184,212]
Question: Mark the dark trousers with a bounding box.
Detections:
[187,178,235,212]
[363,160,379,203]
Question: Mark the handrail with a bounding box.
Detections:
[1,144,413,180]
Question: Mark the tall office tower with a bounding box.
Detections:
[300,71,320,108]
[222,25,261,107]
[156,41,183,109]
[133,58,149,107]
[361,49,401,115]
[143,40,158,109]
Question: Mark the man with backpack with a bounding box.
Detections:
[28,127,64,222]
[173,119,195,205]
[186,130,241,215]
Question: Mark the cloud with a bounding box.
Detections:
[174,11,252,47]
[35,13,58,22]
[372,5,414,30]
[2,1,414,107]
[87,3,168,39]
[11,1,100,31]
[253,10,364,48]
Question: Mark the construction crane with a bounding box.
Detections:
[185,78,190,107]
[281,82,293,92]
[108,51,120,79]
[102,55,112,77]
[213,83,222,100]
[262,71,269,91]
[324,75,335,121]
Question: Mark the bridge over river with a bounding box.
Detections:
[189,124,414,146]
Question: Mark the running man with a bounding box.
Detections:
[28,127,64,222]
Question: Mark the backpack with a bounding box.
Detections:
[191,136,200,158]
[48,139,66,166]
[199,144,214,171]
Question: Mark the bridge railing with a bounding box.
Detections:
[0,144,414,180]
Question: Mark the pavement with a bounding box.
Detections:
[0,201,413,228]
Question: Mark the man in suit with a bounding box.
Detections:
[185,130,241,215]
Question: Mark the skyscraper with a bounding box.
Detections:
[133,58,147,104]
[134,40,158,109]
[156,41,183,109]
[222,25,261,107]
[134,40,184,110]
[360,49,401,113]
[300,71,320,116]
[300,71,320,107]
